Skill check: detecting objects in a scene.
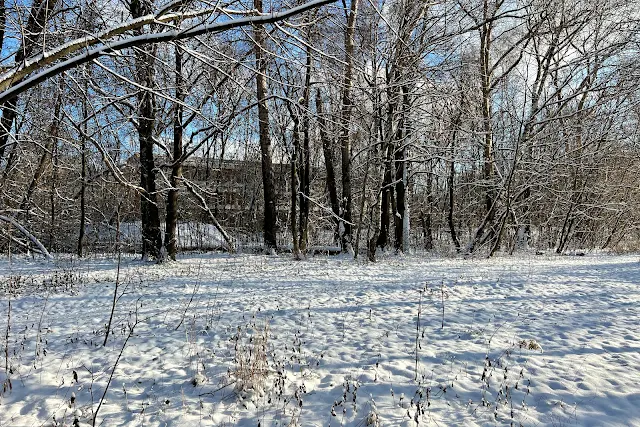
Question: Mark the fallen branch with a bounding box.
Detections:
[0,215,53,260]
[183,179,236,253]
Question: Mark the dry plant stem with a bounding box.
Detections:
[103,213,121,347]
[34,293,50,361]
[4,298,10,379]
[198,380,237,397]
[93,304,139,427]
[441,281,445,329]
[175,282,199,330]
[175,264,202,330]
[415,288,423,381]
[82,364,96,417]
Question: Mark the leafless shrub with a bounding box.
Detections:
[231,321,270,395]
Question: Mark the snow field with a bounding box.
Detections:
[0,253,639,426]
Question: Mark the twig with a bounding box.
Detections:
[93,301,140,427]
[415,285,424,382]
[441,281,445,330]
[4,298,10,389]
[103,211,122,347]
[198,380,237,397]
[34,292,50,365]
[175,263,202,330]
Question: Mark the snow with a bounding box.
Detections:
[0,253,639,426]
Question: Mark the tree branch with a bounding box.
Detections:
[0,0,336,103]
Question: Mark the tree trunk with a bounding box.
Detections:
[298,38,312,253]
[367,79,384,261]
[290,153,301,258]
[392,87,406,252]
[448,112,461,252]
[354,133,374,259]
[254,0,278,251]
[376,77,396,250]
[315,89,340,243]
[480,30,496,235]
[338,0,359,252]
[0,98,16,163]
[423,164,434,251]
[377,149,393,249]
[393,134,406,252]
[164,43,185,261]
[77,86,87,257]
[0,0,5,56]
[0,215,53,260]
[49,138,57,252]
[394,85,411,253]
[20,95,62,220]
[131,0,162,261]
[470,0,497,254]
[287,101,302,259]
[0,0,58,164]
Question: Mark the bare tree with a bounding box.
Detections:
[253,0,278,252]
[164,43,185,261]
[337,0,359,252]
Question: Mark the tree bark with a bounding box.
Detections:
[254,0,278,251]
[376,70,396,250]
[164,43,185,261]
[289,107,301,259]
[78,80,88,257]
[423,164,434,251]
[367,82,385,262]
[377,135,394,249]
[338,0,359,252]
[0,0,5,54]
[298,38,312,253]
[394,85,411,253]
[479,7,496,235]
[393,141,406,252]
[131,0,162,260]
[448,111,461,252]
[315,89,340,243]
[49,136,58,252]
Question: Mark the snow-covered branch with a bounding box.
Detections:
[0,0,335,103]
[0,215,54,260]
[0,8,217,93]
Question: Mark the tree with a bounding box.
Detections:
[164,43,185,261]
[337,0,359,252]
[254,0,279,252]
[1,0,640,259]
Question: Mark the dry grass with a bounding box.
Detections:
[232,320,270,394]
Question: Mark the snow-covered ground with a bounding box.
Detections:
[0,252,639,426]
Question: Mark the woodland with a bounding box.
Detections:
[0,0,638,259]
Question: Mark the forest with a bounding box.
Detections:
[0,0,638,260]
